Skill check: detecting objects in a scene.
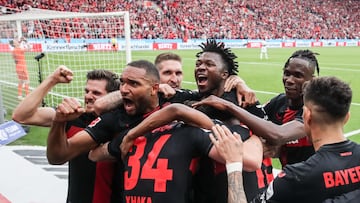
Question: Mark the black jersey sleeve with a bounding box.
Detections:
[84,109,122,144]
[107,129,129,159]
[244,101,266,119]
[250,163,310,203]
[322,188,360,203]
[263,94,285,123]
[228,124,251,141]
[151,123,213,156]
[160,89,201,104]
[193,127,213,156]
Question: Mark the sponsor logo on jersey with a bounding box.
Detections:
[88,117,101,128]
[323,166,360,188]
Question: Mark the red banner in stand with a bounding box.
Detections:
[282,42,296,47]
[153,43,177,50]
[336,41,346,47]
[87,43,114,51]
[31,43,42,52]
[311,41,323,47]
[247,42,262,48]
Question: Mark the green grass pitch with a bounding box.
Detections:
[9,46,360,149]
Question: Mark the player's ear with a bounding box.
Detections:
[221,70,229,79]
[343,112,350,125]
[303,106,311,126]
[151,83,159,96]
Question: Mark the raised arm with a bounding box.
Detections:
[89,103,214,162]
[193,95,306,145]
[93,90,122,115]
[120,103,214,155]
[121,103,261,171]
[47,97,98,164]
[93,84,176,115]
[12,65,73,126]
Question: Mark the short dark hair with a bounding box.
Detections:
[303,76,352,120]
[86,69,120,92]
[154,52,182,67]
[284,49,320,76]
[196,39,239,75]
[127,60,160,83]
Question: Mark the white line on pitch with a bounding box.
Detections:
[345,129,360,138]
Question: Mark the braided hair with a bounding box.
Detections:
[284,50,320,76]
[196,39,239,75]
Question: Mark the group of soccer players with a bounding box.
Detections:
[13,39,359,202]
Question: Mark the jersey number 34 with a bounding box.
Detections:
[125,134,173,192]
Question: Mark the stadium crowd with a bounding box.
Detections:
[1,0,359,40]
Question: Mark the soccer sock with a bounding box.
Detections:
[24,83,29,95]
[18,82,22,96]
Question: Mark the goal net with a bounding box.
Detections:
[0,7,131,116]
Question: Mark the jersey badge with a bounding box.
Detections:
[88,117,101,127]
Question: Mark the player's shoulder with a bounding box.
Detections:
[264,93,288,110]
[281,160,315,180]
[270,93,287,103]
[323,188,360,203]
[175,122,209,132]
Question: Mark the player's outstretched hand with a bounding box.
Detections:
[210,124,243,164]
[54,97,85,122]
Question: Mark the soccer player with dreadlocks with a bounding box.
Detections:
[191,39,271,203]
[212,76,359,203]
[194,49,321,169]
[87,48,264,202]
[102,39,268,202]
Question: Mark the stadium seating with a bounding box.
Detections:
[1,0,359,39]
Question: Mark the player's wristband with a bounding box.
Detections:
[226,162,243,174]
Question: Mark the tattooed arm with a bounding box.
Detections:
[228,171,247,203]
[209,125,248,203]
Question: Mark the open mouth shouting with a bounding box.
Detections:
[196,74,208,89]
[123,98,136,115]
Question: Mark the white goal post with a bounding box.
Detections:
[0,7,131,113]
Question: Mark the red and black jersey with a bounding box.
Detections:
[120,123,212,203]
[65,113,114,203]
[194,124,272,203]
[251,140,360,203]
[264,93,314,167]
[84,105,168,202]
[192,90,273,203]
